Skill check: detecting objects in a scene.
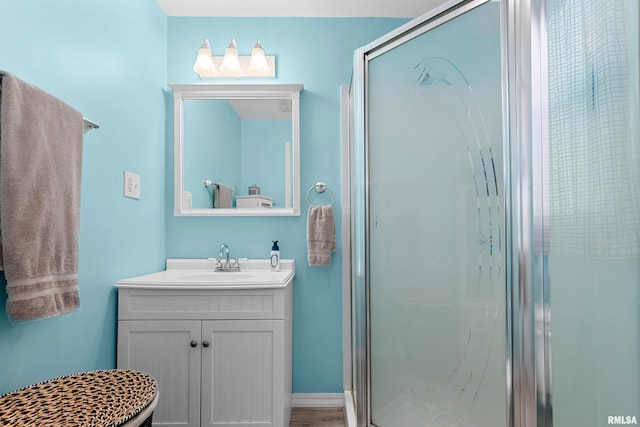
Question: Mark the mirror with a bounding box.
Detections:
[170,83,303,216]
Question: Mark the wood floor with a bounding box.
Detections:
[290,407,345,427]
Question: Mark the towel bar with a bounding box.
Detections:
[306,181,334,206]
[83,117,99,131]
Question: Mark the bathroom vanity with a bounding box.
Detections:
[116,259,294,427]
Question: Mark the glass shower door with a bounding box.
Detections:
[367,2,505,426]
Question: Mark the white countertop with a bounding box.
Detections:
[116,258,295,290]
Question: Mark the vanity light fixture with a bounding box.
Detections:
[193,38,276,78]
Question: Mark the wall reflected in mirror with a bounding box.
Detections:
[183,98,293,210]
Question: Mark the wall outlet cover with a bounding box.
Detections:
[183,191,193,209]
[124,171,141,199]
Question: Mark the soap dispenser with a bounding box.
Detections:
[270,240,280,272]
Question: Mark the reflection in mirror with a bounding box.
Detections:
[171,84,303,216]
[183,99,292,209]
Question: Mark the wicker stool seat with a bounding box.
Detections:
[0,369,158,427]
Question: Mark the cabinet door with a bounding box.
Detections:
[201,320,284,427]
[118,320,202,427]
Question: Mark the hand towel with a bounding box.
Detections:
[0,72,84,322]
[307,205,337,266]
[214,183,233,208]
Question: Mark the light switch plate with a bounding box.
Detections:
[124,171,141,199]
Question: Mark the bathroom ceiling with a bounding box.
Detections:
[155,0,446,18]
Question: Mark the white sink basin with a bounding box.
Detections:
[116,258,295,289]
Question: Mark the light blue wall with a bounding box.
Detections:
[0,6,407,396]
[166,17,408,392]
[240,119,292,206]
[0,0,167,394]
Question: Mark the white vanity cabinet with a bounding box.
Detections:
[116,260,294,427]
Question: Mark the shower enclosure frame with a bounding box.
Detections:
[349,0,552,426]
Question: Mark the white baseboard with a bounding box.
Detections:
[292,393,345,407]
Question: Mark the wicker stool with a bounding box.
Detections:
[0,369,158,427]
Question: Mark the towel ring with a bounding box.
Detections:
[306,182,334,206]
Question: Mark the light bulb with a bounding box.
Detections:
[220,38,241,76]
[193,39,216,77]
[248,39,270,76]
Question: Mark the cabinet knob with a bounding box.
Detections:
[202,340,210,348]
[190,340,198,348]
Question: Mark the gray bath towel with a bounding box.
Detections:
[307,205,337,266]
[0,72,83,321]
[214,183,233,208]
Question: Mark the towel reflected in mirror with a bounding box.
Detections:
[214,183,233,208]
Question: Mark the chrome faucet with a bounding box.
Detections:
[219,243,230,265]
[215,243,240,272]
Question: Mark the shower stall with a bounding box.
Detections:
[347,0,640,426]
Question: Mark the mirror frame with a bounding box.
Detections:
[170,83,303,216]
